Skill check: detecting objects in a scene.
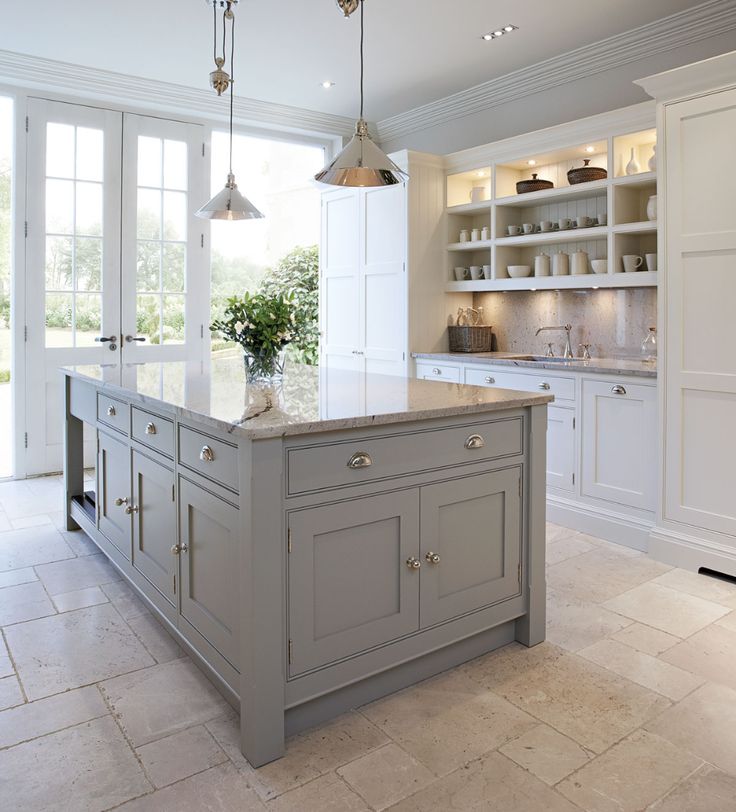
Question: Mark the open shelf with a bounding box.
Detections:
[612,171,656,187]
[494,178,608,208]
[447,240,493,252]
[445,271,658,293]
[496,225,608,248]
[612,221,657,235]
[447,200,493,215]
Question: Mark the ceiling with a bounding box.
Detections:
[0,0,711,122]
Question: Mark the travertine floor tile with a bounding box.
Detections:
[116,763,265,811]
[578,638,704,700]
[0,580,55,626]
[461,640,566,691]
[651,568,736,606]
[101,580,150,620]
[610,622,680,655]
[603,582,729,637]
[0,566,38,589]
[61,529,100,557]
[0,526,73,571]
[388,751,579,811]
[5,603,154,700]
[136,725,227,788]
[0,684,108,748]
[546,522,578,543]
[268,772,370,812]
[546,534,596,566]
[0,716,151,812]
[546,588,631,652]
[650,764,736,812]
[715,609,736,632]
[0,636,12,677]
[337,743,435,810]
[52,585,108,613]
[35,553,121,595]
[0,487,62,520]
[0,674,23,710]
[0,511,11,531]
[499,724,590,785]
[11,514,53,530]
[101,658,228,746]
[127,613,183,663]
[645,682,736,774]
[660,623,736,691]
[557,729,701,812]
[362,669,537,776]
[495,651,671,753]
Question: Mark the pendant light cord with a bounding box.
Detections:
[229,8,235,175]
[359,0,365,120]
[213,3,218,65]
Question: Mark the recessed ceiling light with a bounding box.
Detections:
[482,33,493,41]
[481,24,518,41]
[527,159,537,166]
[504,25,516,33]
[585,145,595,153]
[493,30,504,37]
[321,81,335,89]
[476,170,486,177]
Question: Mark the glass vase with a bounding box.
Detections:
[243,349,286,383]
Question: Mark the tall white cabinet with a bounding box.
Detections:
[637,52,736,576]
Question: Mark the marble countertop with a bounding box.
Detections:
[413,351,657,378]
[62,355,553,440]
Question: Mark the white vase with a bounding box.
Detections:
[648,145,657,172]
[625,147,640,176]
[646,195,657,222]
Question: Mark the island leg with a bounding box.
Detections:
[63,375,83,532]
[239,437,286,767]
[516,403,547,647]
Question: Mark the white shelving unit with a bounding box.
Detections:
[444,126,659,292]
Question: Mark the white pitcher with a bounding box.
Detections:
[552,251,569,276]
[571,250,589,275]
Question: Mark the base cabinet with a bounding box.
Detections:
[98,430,132,559]
[547,406,576,492]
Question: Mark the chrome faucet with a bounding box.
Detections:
[535,324,574,359]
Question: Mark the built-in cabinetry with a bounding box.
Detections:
[416,358,656,549]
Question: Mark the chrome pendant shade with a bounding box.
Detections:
[197,0,264,221]
[316,0,408,188]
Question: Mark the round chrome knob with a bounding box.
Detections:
[124,505,139,515]
[538,382,551,390]
[432,368,441,375]
[114,497,128,507]
[106,405,116,417]
[171,544,181,555]
[425,552,441,564]
[180,543,189,553]
[199,445,215,462]
[145,422,157,435]
[406,557,421,570]
[484,376,495,384]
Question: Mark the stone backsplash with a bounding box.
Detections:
[471,288,657,358]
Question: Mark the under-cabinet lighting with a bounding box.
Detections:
[527,159,537,166]
[481,24,518,41]
[593,286,599,290]
[321,81,336,89]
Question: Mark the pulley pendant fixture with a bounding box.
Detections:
[196,0,264,221]
[315,0,408,187]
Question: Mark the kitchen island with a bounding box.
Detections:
[62,357,551,766]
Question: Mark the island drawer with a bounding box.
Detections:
[415,362,461,383]
[97,394,129,434]
[131,407,174,458]
[286,417,523,496]
[464,366,575,402]
[179,426,238,492]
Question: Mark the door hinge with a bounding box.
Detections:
[24,432,28,449]
[200,233,204,248]
[287,527,292,554]
[24,221,28,238]
[572,417,576,430]
[172,483,175,501]
[402,261,406,272]
[173,574,177,594]
[518,477,522,497]
[24,325,28,342]
[518,562,522,584]
[200,324,204,339]
[572,472,575,485]
[202,142,206,157]
[288,639,293,664]
[25,116,29,133]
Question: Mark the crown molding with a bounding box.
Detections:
[0,48,356,141]
[635,49,736,102]
[377,0,736,144]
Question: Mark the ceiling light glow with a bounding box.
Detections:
[321,81,336,89]
[527,159,537,166]
[481,24,518,41]
[585,145,595,153]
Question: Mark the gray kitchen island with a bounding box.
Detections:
[62,357,551,767]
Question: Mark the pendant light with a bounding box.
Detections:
[196,0,264,221]
[315,0,408,187]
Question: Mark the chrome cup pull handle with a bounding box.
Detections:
[611,384,627,395]
[538,382,551,390]
[465,434,485,450]
[199,445,215,462]
[145,422,157,435]
[106,405,116,417]
[432,368,441,375]
[347,451,372,470]
[484,376,495,384]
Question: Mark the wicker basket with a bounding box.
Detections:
[567,159,607,185]
[448,325,493,353]
[516,173,554,194]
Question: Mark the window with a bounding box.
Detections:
[209,131,324,328]
[0,96,12,477]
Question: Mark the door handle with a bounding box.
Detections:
[95,336,116,343]
[611,385,627,395]
[125,335,146,343]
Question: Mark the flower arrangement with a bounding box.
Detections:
[211,292,296,382]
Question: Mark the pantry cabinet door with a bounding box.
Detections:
[419,468,522,628]
[97,430,132,559]
[288,490,420,675]
[547,406,576,492]
[131,451,176,605]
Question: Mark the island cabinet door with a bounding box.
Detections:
[288,490,420,676]
[178,478,239,668]
[98,430,132,559]
[131,451,176,606]
[419,468,522,628]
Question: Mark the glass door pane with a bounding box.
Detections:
[0,96,13,477]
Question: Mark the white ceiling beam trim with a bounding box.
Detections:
[377,0,736,143]
[0,49,357,140]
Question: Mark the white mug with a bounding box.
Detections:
[575,215,593,229]
[507,224,522,236]
[645,253,658,272]
[591,259,608,274]
[522,223,535,234]
[454,267,469,281]
[471,228,481,242]
[539,220,554,232]
[622,254,643,273]
[482,264,492,280]
[558,218,572,230]
[469,265,482,280]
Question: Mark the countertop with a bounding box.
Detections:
[63,355,553,440]
[413,352,657,379]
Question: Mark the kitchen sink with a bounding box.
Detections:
[510,355,587,362]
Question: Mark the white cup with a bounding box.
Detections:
[591,259,608,274]
[507,225,522,236]
[482,265,492,280]
[645,253,658,272]
[469,265,482,280]
[575,215,593,228]
[454,267,469,281]
[539,220,554,232]
[558,218,572,230]
[622,254,643,273]
[522,223,535,234]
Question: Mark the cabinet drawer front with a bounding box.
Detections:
[97,394,129,434]
[465,366,575,402]
[178,427,238,492]
[287,417,523,496]
[288,490,420,675]
[131,407,175,458]
[416,362,461,383]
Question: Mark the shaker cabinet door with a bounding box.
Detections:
[98,430,132,559]
[178,478,239,668]
[419,468,522,628]
[131,451,176,605]
[288,490,420,675]
[546,406,576,492]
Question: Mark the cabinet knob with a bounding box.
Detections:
[114,497,128,507]
[145,422,157,435]
[199,445,215,462]
[347,451,372,470]
[432,368,441,375]
[611,384,627,395]
[106,404,116,417]
[406,557,421,570]
[538,382,551,390]
[484,376,495,384]
[171,544,181,555]
[425,552,441,565]
[464,434,486,450]
[124,505,139,515]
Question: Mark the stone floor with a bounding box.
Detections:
[2,476,736,811]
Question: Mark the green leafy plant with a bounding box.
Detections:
[211,291,295,380]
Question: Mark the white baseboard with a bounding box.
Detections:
[547,495,653,552]
[649,525,736,578]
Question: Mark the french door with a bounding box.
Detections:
[25,99,209,474]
